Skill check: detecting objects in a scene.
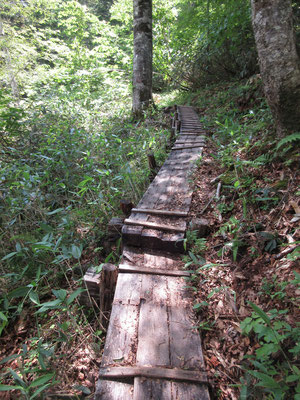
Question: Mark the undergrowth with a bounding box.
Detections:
[0,87,170,397]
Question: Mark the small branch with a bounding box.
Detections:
[211,173,224,184]
[216,182,222,200]
[274,245,298,260]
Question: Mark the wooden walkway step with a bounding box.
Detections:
[122,106,205,253]
[95,106,210,400]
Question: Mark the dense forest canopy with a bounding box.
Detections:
[0,0,299,398]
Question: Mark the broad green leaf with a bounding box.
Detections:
[52,289,67,301]
[8,286,31,299]
[30,383,53,399]
[9,368,26,387]
[0,385,24,391]
[29,291,40,305]
[0,312,8,322]
[0,354,20,365]
[29,372,55,388]
[66,288,85,306]
[2,252,18,261]
[36,299,62,313]
[71,245,82,259]
[73,385,91,395]
[249,302,271,326]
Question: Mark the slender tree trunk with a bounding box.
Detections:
[132,0,153,118]
[251,0,300,136]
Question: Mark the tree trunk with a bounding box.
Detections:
[132,0,153,118]
[251,0,300,136]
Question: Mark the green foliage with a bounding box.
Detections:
[240,277,300,399]
[276,132,300,151]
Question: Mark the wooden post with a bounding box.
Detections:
[108,217,124,241]
[147,152,157,180]
[99,263,118,326]
[81,267,101,306]
[120,200,134,217]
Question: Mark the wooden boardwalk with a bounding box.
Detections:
[95,107,210,400]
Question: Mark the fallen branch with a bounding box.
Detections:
[211,173,224,184]
[216,182,222,201]
[274,245,299,260]
[200,184,221,214]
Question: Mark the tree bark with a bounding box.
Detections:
[132,0,153,118]
[251,0,300,135]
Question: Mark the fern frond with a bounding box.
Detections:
[276,132,300,151]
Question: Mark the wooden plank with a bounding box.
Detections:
[119,263,190,277]
[95,380,133,400]
[168,277,206,371]
[180,131,203,136]
[124,219,186,233]
[175,141,205,144]
[171,381,210,400]
[133,378,171,400]
[131,208,188,217]
[101,274,142,366]
[172,145,203,150]
[136,274,170,366]
[99,366,208,383]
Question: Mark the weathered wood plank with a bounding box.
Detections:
[168,277,206,370]
[133,378,210,400]
[101,274,142,366]
[131,208,188,217]
[171,381,210,400]
[172,145,203,150]
[133,378,171,400]
[136,274,170,367]
[124,219,186,233]
[119,263,190,277]
[95,380,133,400]
[99,366,208,383]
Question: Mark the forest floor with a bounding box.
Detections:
[187,136,299,399]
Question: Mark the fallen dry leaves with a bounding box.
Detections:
[189,140,299,399]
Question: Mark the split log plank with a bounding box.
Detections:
[99,366,208,383]
[136,274,169,366]
[95,380,133,400]
[172,145,203,150]
[101,273,142,366]
[131,208,188,217]
[119,263,190,277]
[124,218,186,233]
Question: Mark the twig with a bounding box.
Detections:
[200,195,214,214]
[274,245,299,260]
[216,182,222,200]
[210,173,224,184]
[200,184,221,214]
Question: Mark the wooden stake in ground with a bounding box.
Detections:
[99,264,118,325]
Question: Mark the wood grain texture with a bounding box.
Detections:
[95,380,134,400]
[99,366,208,383]
[119,263,190,277]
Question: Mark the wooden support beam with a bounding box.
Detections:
[147,152,157,170]
[119,263,191,277]
[120,200,134,217]
[99,263,118,325]
[131,208,188,217]
[124,219,186,233]
[99,366,208,384]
